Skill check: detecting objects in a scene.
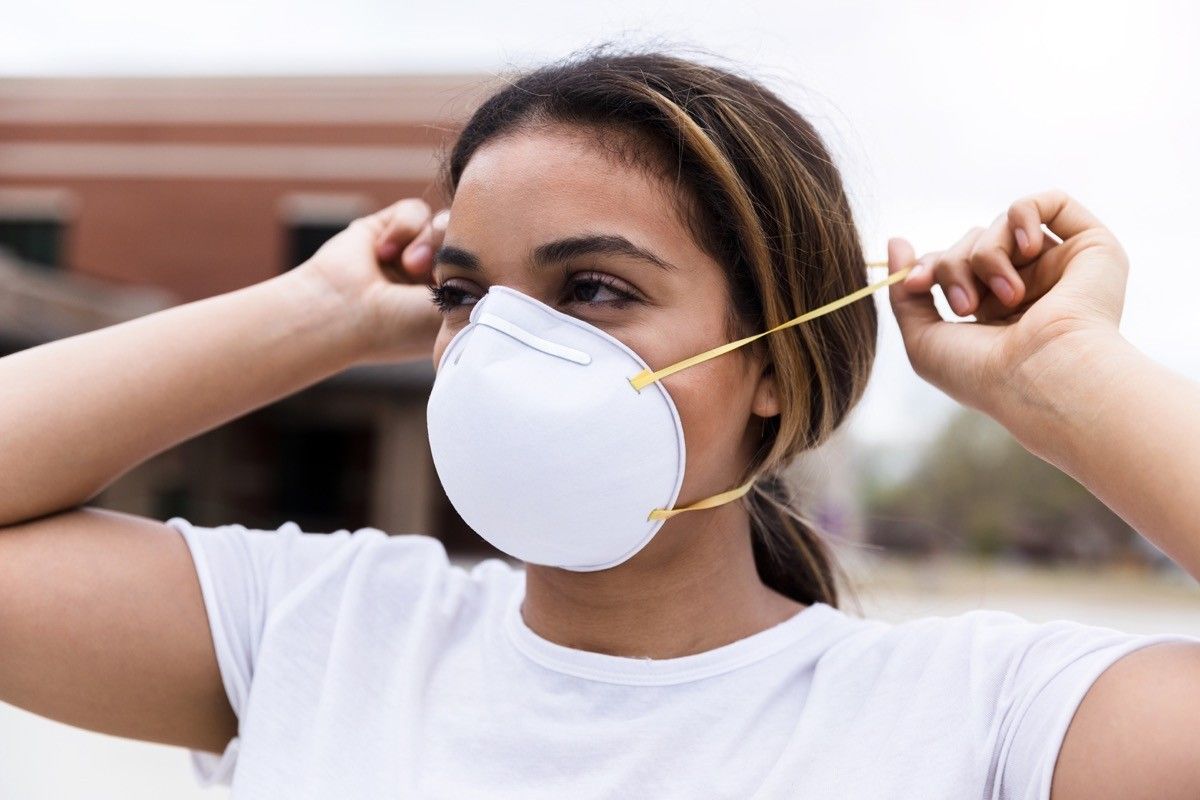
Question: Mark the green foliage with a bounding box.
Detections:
[862,408,1137,563]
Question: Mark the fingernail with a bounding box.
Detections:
[377,241,398,260]
[432,209,451,230]
[908,261,927,278]
[948,285,970,315]
[988,276,1014,304]
[405,243,431,266]
[1014,227,1029,252]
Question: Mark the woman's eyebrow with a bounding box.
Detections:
[433,233,678,274]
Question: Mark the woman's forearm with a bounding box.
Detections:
[0,268,365,525]
[1008,330,1200,579]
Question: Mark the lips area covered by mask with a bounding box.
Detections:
[426,284,688,571]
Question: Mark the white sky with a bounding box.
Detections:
[3,0,1197,447]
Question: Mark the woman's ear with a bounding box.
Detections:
[751,363,781,418]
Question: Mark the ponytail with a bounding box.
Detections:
[745,471,845,607]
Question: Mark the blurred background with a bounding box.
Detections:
[2,1,1198,797]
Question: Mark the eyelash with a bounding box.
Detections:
[428,272,641,314]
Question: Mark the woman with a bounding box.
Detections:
[1,46,1197,799]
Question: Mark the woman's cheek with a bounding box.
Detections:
[430,323,460,371]
[664,367,731,453]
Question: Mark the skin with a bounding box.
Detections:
[0,124,1196,796]
[888,204,1200,799]
[428,128,800,658]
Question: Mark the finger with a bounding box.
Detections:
[967,213,1027,309]
[372,198,432,262]
[400,208,450,283]
[1007,188,1104,258]
[930,226,987,317]
[886,237,943,344]
[886,237,1004,398]
[974,237,1059,321]
[1009,187,1129,301]
[901,248,941,293]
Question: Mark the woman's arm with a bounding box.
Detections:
[2,265,354,523]
[1005,328,1200,579]
[0,199,442,525]
[886,188,1200,578]
[886,188,1200,799]
[0,198,445,750]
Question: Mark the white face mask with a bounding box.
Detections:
[425,262,907,571]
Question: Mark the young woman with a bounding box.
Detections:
[1,47,1198,799]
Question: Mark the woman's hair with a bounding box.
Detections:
[436,43,877,608]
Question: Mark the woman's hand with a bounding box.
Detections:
[293,197,449,364]
[887,187,1200,600]
[885,188,1130,437]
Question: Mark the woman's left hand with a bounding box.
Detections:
[890,188,1200,617]
[885,188,1130,428]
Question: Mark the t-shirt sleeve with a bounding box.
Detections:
[166,515,385,787]
[991,616,1200,800]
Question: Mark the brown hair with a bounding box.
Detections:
[437,43,877,607]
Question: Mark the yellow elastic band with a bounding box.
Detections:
[641,259,905,520]
[629,260,908,392]
[648,476,757,521]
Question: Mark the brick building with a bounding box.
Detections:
[0,73,863,552]
[0,74,498,550]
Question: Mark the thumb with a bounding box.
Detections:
[883,236,1004,408]
[886,237,941,344]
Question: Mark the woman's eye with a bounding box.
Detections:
[566,273,639,307]
[429,273,640,315]
[429,282,478,313]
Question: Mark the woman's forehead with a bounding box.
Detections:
[449,130,702,266]
[459,133,668,211]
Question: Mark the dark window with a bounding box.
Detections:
[274,423,374,532]
[0,217,63,268]
[286,222,344,271]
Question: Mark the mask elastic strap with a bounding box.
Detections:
[642,260,906,521]
[629,261,908,392]
[649,476,757,521]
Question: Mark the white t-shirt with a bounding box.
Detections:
[169,516,1197,799]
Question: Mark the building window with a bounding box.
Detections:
[279,192,371,272]
[274,422,374,532]
[0,217,63,269]
[286,222,344,270]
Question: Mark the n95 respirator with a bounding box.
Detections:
[426,263,909,571]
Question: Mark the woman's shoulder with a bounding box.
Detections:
[806,604,1199,793]
[166,515,523,630]
[165,517,525,788]
[820,603,1192,670]
[169,513,506,565]
[813,603,1198,739]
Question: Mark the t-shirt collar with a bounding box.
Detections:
[502,576,844,686]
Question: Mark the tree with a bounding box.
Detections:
[860,408,1138,564]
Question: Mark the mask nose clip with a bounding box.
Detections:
[475,311,592,366]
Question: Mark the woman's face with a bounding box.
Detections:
[430,126,779,551]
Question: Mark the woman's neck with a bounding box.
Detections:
[518,502,806,660]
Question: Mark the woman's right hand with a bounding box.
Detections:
[0,196,454,754]
[294,197,449,365]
